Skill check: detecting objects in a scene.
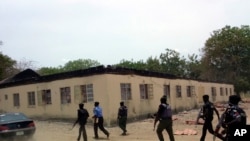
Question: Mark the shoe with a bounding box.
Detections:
[93,136,99,139]
[107,133,110,138]
[121,132,126,135]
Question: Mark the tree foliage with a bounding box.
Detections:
[38,59,101,75]
[159,48,187,77]
[0,52,17,80]
[115,59,147,70]
[200,25,250,94]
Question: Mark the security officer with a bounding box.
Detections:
[154,96,175,141]
[73,103,89,141]
[92,101,110,139]
[217,95,247,141]
[117,101,128,135]
[196,95,223,141]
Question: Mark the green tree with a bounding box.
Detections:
[115,59,147,70]
[145,56,162,72]
[0,52,17,80]
[37,67,62,76]
[38,59,101,75]
[159,48,186,77]
[201,25,250,94]
[185,54,202,79]
[62,59,101,72]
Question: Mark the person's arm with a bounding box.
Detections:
[86,109,89,118]
[196,107,202,124]
[154,105,163,131]
[214,107,220,120]
[153,115,159,131]
[117,108,121,119]
[73,110,80,128]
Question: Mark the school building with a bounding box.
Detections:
[0,65,233,126]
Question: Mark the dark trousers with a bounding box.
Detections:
[77,124,87,141]
[200,119,225,141]
[94,117,109,138]
[156,119,175,141]
[118,117,127,133]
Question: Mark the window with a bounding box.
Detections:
[27,91,36,106]
[211,87,217,96]
[163,85,170,99]
[120,83,132,100]
[220,87,224,96]
[37,89,51,105]
[13,93,20,107]
[230,88,232,95]
[187,86,194,97]
[74,84,94,103]
[5,94,8,100]
[176,85,182,98]
[80,84,94,103]
[140,84,153,99]
[41,89,52,104]
[60,87,71,104]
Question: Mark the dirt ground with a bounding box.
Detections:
[11,100,250,141]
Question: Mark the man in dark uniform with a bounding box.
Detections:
[117,101,128,135]
[73,103,89,141]
[92,101,110,139]
[216,95,247,141]
[154,96,175,141]
[196,95,223,141]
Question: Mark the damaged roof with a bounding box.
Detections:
[0,65,177,88]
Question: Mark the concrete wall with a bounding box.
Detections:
[0,74,234,126]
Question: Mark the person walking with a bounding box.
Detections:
[117,101,128,135]
[196,95,223,141]
[73,103,89,141]
[154,96,175,141]
[216,95,247,141]
[92,101,110,139]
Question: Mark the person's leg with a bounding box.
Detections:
[124,118,127,133]
[77,125,82,141]
[118,118,123,132]
[156,120,166,141]
[200,121,208,141]
[207,121,214,134]
[119,117,127,134]
[98,117,109,137]
[94,122,99,138]
[81,125,87,141]
[165,120,175,141]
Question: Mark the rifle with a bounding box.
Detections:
[71,119,78,130]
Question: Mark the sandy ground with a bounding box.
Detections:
[8,101,250,141]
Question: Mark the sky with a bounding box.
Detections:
[0,0,249,68]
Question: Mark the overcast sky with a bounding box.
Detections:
[0,0,249,68]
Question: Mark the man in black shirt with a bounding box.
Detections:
[216,95,247,141]
[74,103,89,141]
[117,101,128,135]
[154,96,175,141]
[196,95,222,141]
